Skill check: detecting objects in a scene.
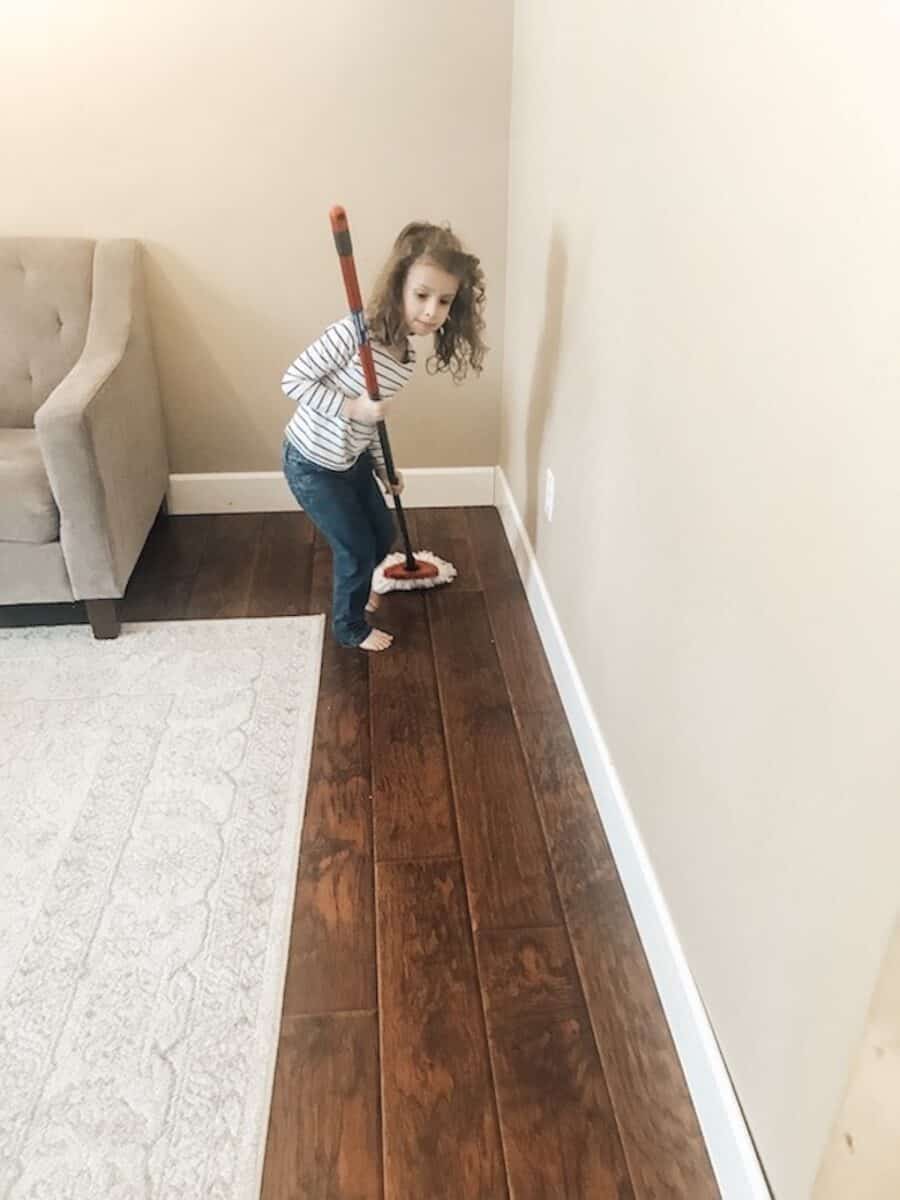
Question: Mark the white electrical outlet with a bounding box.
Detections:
[544,468,555,522]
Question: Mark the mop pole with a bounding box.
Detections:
[329,206,418,573]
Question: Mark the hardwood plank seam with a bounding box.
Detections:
[474,920,569,937]
[185,515,216,615]
[465,506,486,591]
[234,512,265,617]
[374,852,463,866]
[367,650,388,1200]
[483,1000,591,1029]
[279,1008,380,1024]
[424,591,513,1199]
[471,532,642,1196]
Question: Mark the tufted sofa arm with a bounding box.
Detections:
[34,240,168,601]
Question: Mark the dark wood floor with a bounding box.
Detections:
[5,508,720,1199]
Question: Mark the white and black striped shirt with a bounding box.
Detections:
[282,316,416,472]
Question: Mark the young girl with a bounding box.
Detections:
[281,221,486,652]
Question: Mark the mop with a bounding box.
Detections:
[329,205,457,595]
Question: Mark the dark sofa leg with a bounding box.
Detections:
[86,599,120,640]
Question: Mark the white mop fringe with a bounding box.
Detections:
[372,550,457,594]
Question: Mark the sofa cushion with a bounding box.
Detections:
[0,239,94,427]
[0,429,60,543]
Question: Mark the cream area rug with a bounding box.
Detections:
[0,617,324,1200]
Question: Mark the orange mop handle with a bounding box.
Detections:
[329,205,416,569]
[329,206,382,403]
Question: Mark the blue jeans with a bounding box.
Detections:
[282,440,396,646]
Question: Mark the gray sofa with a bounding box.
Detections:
[0,238,168,638]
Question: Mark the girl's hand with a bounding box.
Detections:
[376,470,404,496]
[342,391,393,425]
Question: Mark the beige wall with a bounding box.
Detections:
[0,0,512,472]
[502,3,900,1197]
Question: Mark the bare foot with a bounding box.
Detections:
[359,628,393,652]
[365,590,381,615]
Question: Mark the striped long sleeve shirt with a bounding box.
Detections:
[282,316,416,472]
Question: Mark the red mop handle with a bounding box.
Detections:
[329,206,381,405]
[329,205,417,570]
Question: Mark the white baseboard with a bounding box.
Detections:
[493,466,770,1200]
[166,466,495,515]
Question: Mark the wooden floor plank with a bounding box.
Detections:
[569,876,720,1199]
[476,926,635,1198]
[2,512,209,629]
[376,858,508,1200]
[133,510,211,580]
[413,507,482,590]
[260,1012,382,1200]
[488,1008,635,1200]
[465,507,518,591]
[248,511,315,617]
[369,590,458,862]
[468,507,720,1199]
[281,535,376,1015]
[187,512,264,619]
[474,926,584,1023]
[429,588,561,931]
[121,574,195,623]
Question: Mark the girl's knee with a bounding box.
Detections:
[333,544,376,585]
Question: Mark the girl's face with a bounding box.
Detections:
[402,258,459,337]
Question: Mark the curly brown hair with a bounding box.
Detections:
[366,221,487,382]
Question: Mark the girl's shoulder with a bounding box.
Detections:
[323,313,358,347]
[308,314,359,363]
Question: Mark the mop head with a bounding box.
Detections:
[372,550,457,594]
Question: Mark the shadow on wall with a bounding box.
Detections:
[524,227,567,548]
[141,243,276,474]
[813,915,900,1200]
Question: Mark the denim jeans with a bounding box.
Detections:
[282,440,396,646]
